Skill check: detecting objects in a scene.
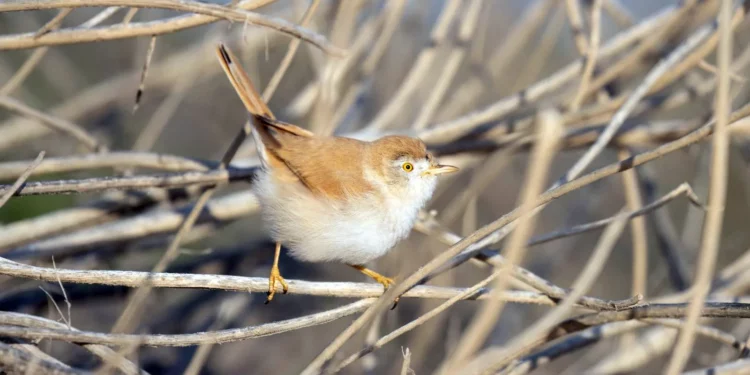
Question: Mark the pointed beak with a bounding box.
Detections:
[422,164,459,176]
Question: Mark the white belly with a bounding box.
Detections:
[252,172,419,264]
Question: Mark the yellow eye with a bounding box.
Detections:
[402,162,414,172]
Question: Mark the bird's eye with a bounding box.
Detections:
[402,162,414,172]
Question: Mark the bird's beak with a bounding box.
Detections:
[422,164,459,176]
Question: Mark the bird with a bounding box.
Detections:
[215,43,458,304]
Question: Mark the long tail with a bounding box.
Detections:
[215,43,315,173]
[215,44,315,138]
[215,44,275,120]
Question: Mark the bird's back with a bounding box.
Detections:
[267,134,376,201]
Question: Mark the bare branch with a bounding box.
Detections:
[666,1,735,373]
[0,0,345,56]
[0,167,255,196]
[0,151,44,209]
[0,258,561,304]
[0,312,145,375]
[0,152,211,180]
[0,342,84,375]
[0,96,103,151]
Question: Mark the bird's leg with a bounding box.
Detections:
[266,242,288,304]
[349,264,400,308]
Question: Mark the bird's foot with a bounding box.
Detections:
[349,264,400,309]
[372,273,395,289]
[371,273,400,310]
[265,266,288,304]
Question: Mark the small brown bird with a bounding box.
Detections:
[215,44,458,303]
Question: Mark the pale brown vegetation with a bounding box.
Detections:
[2,1,750,374]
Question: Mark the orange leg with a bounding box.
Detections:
[266,242,288,304]
[349,264,400,308]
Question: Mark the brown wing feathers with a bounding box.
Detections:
[215,43,322,189]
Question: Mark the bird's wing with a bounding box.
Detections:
[272,135,374,200]
[215,44,371,200]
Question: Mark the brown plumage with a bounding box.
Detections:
[215,44,458,304]
[217,45,434,201]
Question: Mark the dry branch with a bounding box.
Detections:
[0,152,211,180]
[0,189,259,256]
[419,3,676,143]
[0,151,44,209]
[0,299,374,347]
[506,319,746,375]
[0,258,565,304]
[0,343,83,375]
[0,312,145,375]
[2,1,750,372]
[0,0,345,56]
[0,167,255,196]
[0,96,103,151]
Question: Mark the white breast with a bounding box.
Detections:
[252,172,424,265]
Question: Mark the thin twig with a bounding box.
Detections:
[412,0,484,130]
[261,0,320,102]
[80,6,122,27]
[527,182,701,247]
[0,299,375,347]
[438,109,563,373]
[364,0,464,130]
[579,0,702,99]
[0,6,121,96]
[0,96,103,151]
[0,312,145,374]
[0,189,259,257]
[559,14,718,184]
[132,35,157,113]
[683,358,750,375]
[505,318,746,375]
[400,348,413,375]
[467,212,631,374]
[0,152,211,180]
[569,0,602,111]
[0,258,565,304]
[0,151,44,209]
[602,0,635,27]
[332,269,509,372]
[34,8,74,38]
[561,302,750,328]
[618,148,648,298]
[0,47,50,96]
[182,295,249,375]
[435,0,558,121]
[38,286,70,329]
[0,342,84,375]
[564,0,589,55]
[51,256,72,330]
[420,3,674,143]
[300,102,750,375]
[698,59,747,83]
[0,0,345,56]
[665,1,734,373]
[0,168,255,196]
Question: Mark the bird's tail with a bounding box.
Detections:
[215,44,314,169]
[215,43,274,120]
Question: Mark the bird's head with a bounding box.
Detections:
[365,135,458,205]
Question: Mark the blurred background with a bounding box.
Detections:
[2,0,750,373]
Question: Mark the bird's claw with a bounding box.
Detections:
[373,275,400,310]
[265,267,288,304]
